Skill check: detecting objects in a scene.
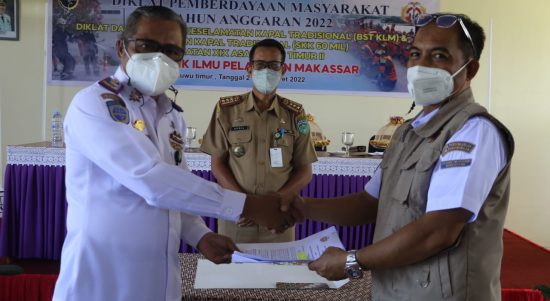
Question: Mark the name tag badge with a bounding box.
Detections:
[270,148,283,168]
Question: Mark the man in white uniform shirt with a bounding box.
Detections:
[53,6,301,301]
[305,13,514,301]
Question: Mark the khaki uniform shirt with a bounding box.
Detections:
[201,92,317,242]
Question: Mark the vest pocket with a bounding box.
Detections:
[390,261,431,296]
[391,158,417,204]
[438,251,453,298]
[416,148,440,172]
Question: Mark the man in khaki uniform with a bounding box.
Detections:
[201,39,317,243]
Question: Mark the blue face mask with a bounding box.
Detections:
[252,69,281,95]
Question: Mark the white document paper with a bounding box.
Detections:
[232,226,345,263]
[194,259,349,289]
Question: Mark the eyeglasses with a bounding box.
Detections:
[414,14,477,59]
[126,38,185,62]
[250,60,284,71]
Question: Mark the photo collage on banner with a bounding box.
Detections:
[48,0,439,96]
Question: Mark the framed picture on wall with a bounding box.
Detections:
[0,0,19,41]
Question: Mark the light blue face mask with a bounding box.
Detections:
[252,68,282,95]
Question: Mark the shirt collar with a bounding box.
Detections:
[113,66,129,85]
[245,92,282,117]
[411,108,440,129]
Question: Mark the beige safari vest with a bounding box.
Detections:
[201,92,317,243]
[372,88,514,301]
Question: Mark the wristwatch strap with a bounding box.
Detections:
[345,250,364,279]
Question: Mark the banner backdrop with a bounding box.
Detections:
[48,0,439,95]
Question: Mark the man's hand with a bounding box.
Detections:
[196,232,238,264]
[270,193,306,234]
[242,193,305,232]
[308,247,348,281]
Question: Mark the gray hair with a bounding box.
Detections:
[120,6,187,47]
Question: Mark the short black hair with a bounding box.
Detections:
[454,14,485,60]
[249,39,286,63]
[416,13,485,60]
[120,6,187,47]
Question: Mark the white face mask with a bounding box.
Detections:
[407,61,470,106]
[124,50,180,96]
[252,69,281,95]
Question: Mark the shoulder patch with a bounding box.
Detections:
[98,77,123,94]
[441,159,472,169]
[101,93,129,124]
[219,95,244,107]
[101,93,123,102]
[296,117,310,135]
[442,142,475,156]
[279,98,303,115]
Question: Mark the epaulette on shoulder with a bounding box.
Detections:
[279,97,303,115]
[218,95,244,107]
[171,101,183,112]
[98,77,124,94]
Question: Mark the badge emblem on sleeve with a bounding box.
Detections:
[102,93,129,124]
[297,118,310,135]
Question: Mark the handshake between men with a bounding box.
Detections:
[242,193,305,233]
[196,193,306,265]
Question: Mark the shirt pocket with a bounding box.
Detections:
[276,134,294,147]
[227,129,252,159]
[228,129,252,144]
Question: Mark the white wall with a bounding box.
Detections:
[1,0,549,247]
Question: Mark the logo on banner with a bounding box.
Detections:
[401,2,427,24]
[58,0,79,11]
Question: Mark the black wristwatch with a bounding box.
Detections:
[344,250,363,279]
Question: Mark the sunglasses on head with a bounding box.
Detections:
[414,14,477,59]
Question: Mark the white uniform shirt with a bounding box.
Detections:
[53,67,245,301]
[366,108,507,222]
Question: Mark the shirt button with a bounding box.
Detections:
[224,208,233,215]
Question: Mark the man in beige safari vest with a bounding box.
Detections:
[305,13,514,301]
[201,39,317,243]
